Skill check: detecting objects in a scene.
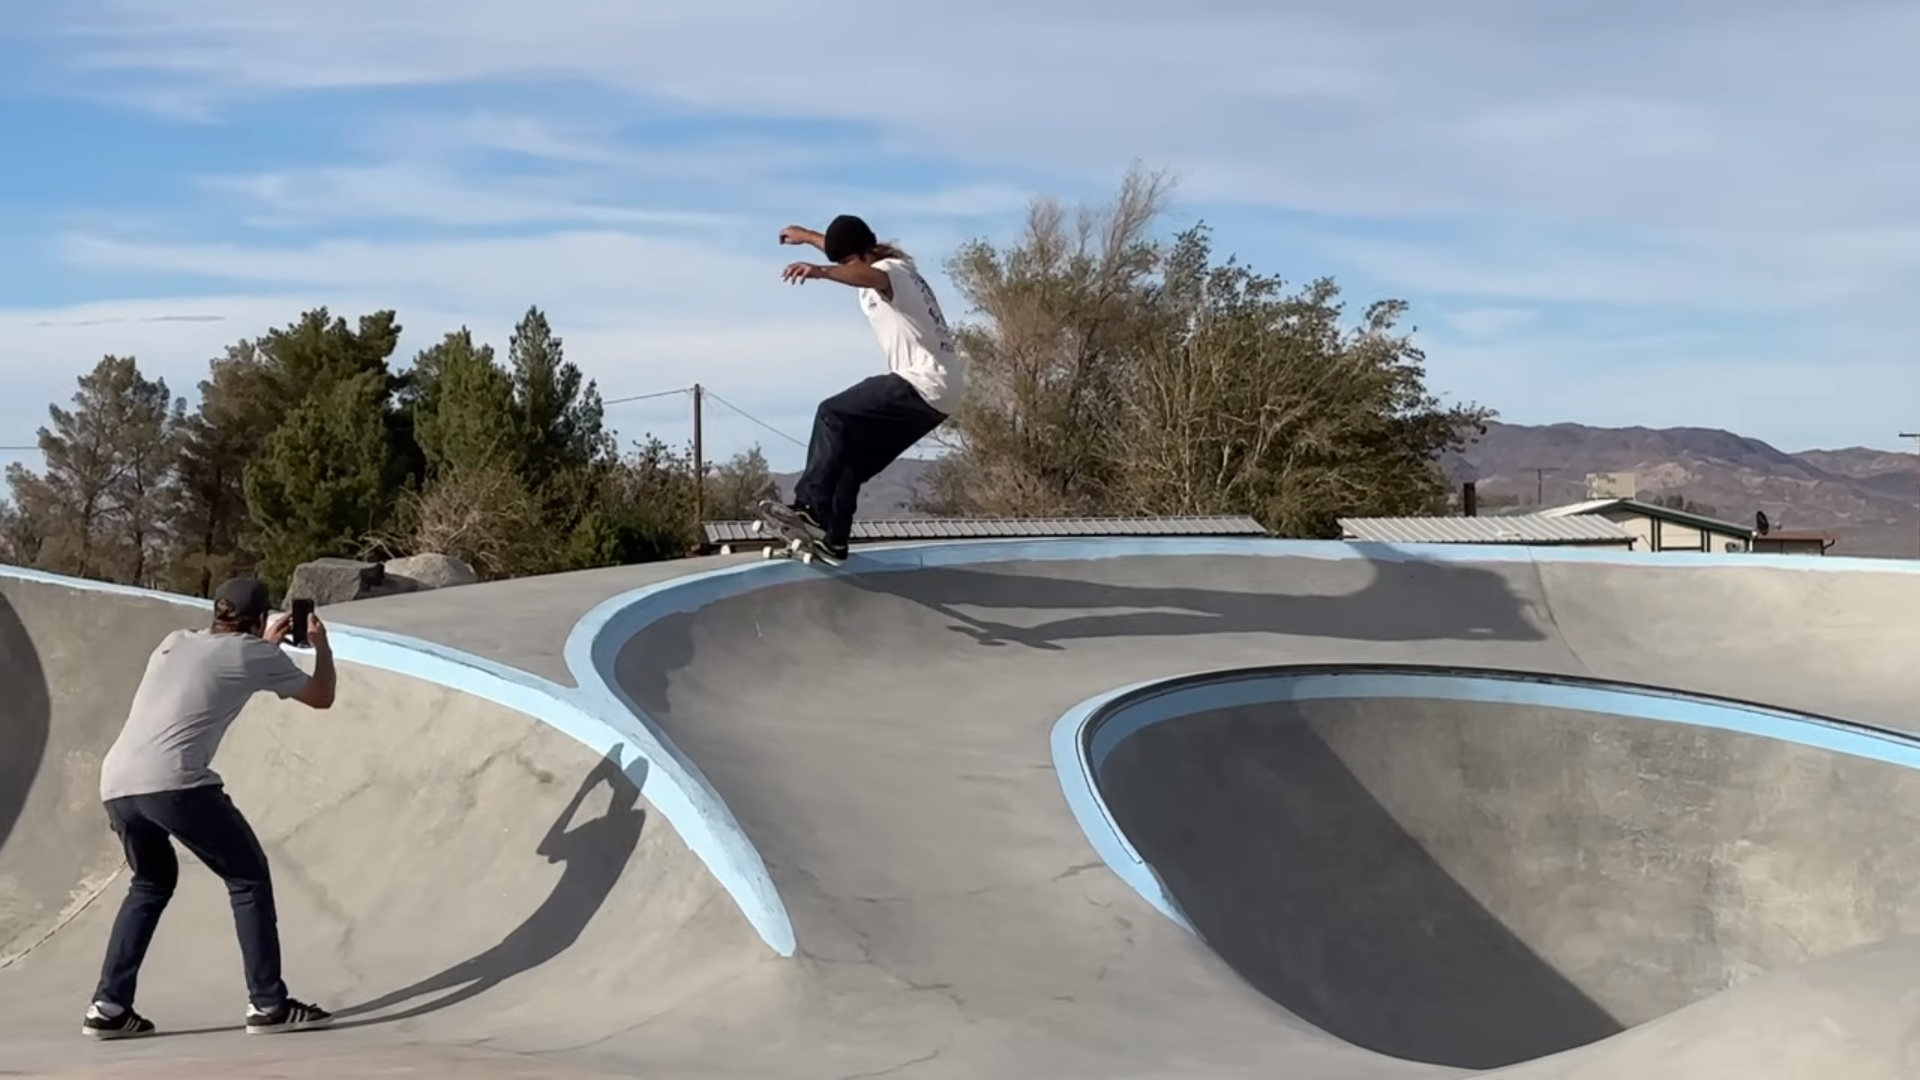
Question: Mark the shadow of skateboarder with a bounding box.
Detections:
[333,749,647,1028]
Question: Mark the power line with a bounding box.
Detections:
[601,382,804,446]
[603,387,692,406]
[2,382,801,454]
[702,388,806,448]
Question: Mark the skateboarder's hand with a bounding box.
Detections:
[782,260,823,284]
[778,225,813,246]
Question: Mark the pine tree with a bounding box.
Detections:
[243,373,395,592]
[171,341,279,595]
[3,356,183,584]
[226,308,414,590]
[505,306,616,492]
[409,328,519,476]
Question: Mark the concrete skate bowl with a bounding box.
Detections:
[598,540,1920,1078]
[1079,664,1920,1072]
[0,589,51,857]
[10,539,1920,1079]
[0,568,767,1077]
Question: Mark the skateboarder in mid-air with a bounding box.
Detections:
[767,215,968,561]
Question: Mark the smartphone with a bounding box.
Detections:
[289,598,313,648]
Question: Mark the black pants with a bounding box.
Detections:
[95,785,287,1011]
[794,374,946,546]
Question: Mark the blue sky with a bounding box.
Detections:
[3,1,1917,479]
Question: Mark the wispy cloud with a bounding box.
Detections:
[1439,307,1539,340]
[0,0,1915,468]
[196,164,728,230]
[54,2,1920,222]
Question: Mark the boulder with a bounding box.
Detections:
[383,553,478,591]
[285,557,420,607]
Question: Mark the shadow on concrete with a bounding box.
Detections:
[334,749,648,1028]
[613,614,698,728]
[141,1022,246,1039]
[1100,702,1622,1070]
[612,554,1547,722]
[0,594,51,852]
[844,556,1548,650]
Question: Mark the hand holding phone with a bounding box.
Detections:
[290,598,314,649]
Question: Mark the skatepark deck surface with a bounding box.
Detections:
[4,540,1920,1078]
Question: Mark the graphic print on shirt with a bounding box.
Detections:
[907,267,955,353]
[863,261,953,353]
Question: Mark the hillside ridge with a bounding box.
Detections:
[770,422,1920,558]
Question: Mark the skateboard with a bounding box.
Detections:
[750,501,838,565]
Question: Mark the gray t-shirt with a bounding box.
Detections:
[99,629,312,801]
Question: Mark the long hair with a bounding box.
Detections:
[870,241,915,267]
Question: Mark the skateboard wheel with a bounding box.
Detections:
[761,546,775,560]
[750,520,764,534]
[800,552,814,564]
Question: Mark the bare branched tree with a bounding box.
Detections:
[923,165,1492,535]
[923,163,1176,515]
[363,461,548,581]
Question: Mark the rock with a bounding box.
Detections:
[285,557,421,607]
[383,553,478,590]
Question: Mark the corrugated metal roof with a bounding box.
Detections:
[1538,498,1621,517]
[1339,513,1632,545]
[703,515,1269,545]
[1538,497,1754,538]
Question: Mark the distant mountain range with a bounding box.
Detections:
[1441,422,1919,558]
[771,459,937,520]
[772,421,1920,559]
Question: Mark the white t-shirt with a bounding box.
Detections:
[858,257,966,414]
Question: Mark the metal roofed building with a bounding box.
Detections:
[1748,528,1835,556]
[1338,512,1634,548]
[701,515,1270,553]
[1535,497,1757,553]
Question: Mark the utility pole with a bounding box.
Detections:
[692,383,705,528]
[1521,466,1553,506]
[1902,431,1920,557]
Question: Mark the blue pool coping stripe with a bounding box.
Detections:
[0,562,799,953]
[1047,663,1920,935]
[12,535,1920,958]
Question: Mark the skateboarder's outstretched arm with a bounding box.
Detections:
[777,220,899,298]
[782,259,893,296]
[778,224,826,251]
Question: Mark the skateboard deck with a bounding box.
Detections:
[750,501,839,565]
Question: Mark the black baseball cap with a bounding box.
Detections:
[212,577,271,622]
[822,214,876,262]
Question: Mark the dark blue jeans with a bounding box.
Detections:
[795,373,946,546]
[94,785,287,1011]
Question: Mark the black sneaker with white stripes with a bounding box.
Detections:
[757,498,826,540]
[82,1002,154,1039]
[245,997,333,1034]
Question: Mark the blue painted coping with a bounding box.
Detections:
[0,562,805,954]
[12,535,1920,958]
[1047,663,1920,935]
